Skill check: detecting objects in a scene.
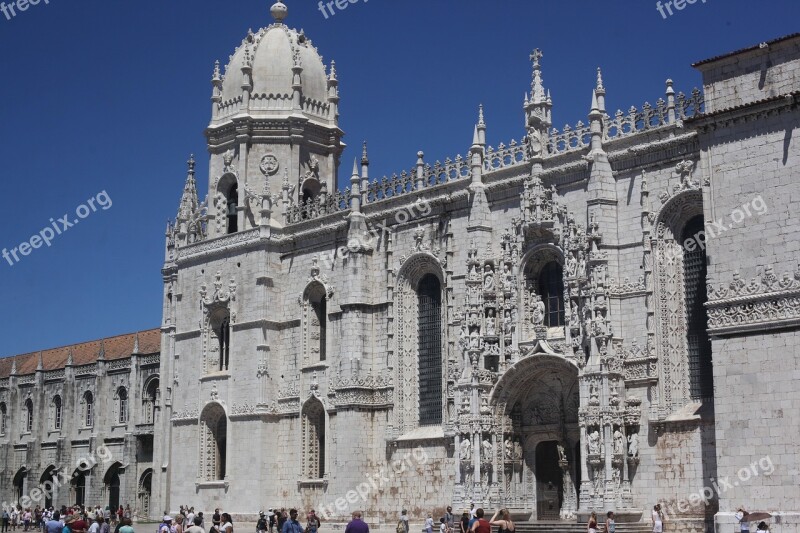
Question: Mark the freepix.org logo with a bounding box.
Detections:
[2,191,113,267]
[1,0,51,22]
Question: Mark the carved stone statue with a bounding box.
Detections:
[589,382,599,404]
[514,440,523,462]
[503,310,513,335]
[486,309,496,336]
[587,430,601,455]
[482,439,493,462]
[627,432,640,459]
[483,264,495,291]
[532,295,545,325]
[613,429,626,455]
[567,254,577,277]
[557,443,567,463]
[460,437,472,462]
[504,437,514,460]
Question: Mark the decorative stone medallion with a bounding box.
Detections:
[260,154,279,176]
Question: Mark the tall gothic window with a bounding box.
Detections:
[302,398,326,479]
[52,396,62,431]
[0,403,6,435]
[307,285,328,363]
[418,274,442,427]
[143,378,159,424]
[117,388,128,424]
[682,216,713,400]
[538,262,565,327]
[212,311,231,372]
[24,399,33,433]
[226,185,238,234]
[201,405,227,481]
[84,391,94,428]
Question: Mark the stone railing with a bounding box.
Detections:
[285,189,349,225]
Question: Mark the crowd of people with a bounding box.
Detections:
[1,505,135,533]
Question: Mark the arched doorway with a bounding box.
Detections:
[200,403,227,481]
[40,466,58,509]
[491,354,580,520]
[138,469,153,519]
[12,468,26,502]
[71,469,86,506]
[104,463,123,511]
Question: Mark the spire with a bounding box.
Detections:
[594,67,606,113]
[177,155,200,225]
[328,60,337,82]
[476,104,486,146]
[529,48,546,104]
[472,125,481,147]
[361,141,369,166]
[351,158,359,178]
[211,60,223,120]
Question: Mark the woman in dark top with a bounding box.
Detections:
[460,512,469,533]
[489,509,514,533]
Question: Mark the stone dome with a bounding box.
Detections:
[215,2,334,123]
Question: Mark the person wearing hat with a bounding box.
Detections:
[159,517,173,533]
[735,508,750,533]
[257,513,268,533]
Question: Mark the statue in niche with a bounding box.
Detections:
[577,250,586,277]
[570,301,579,325]
[460,438,472,466]
[567,254,577,277]
[483,264,495,291]
[532,295,545,325]
[469,327,480,349]
[557,443,567,463]
[502,263,514,291]
[482,439,493,462]
[587,430,601,455]
[514,440,523,462]
[486,309,496,336]
[627,432,639,460]
[504,437,514,460]
[459,322,469,351]
[613,429,626,455]
[503,310,512,336]
[589,382,599,404]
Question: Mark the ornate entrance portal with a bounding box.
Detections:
[492,354,579,520]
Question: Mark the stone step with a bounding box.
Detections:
[514,523,651,533]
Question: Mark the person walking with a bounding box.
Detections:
[257,514,268,533]
[489,509,514,533]
[398,510,408,533]
[735,508,749,533]
[280,511,301,533]
[3,510,9,533]
[587,512,598,533]
[220,514,233,533]
[651,505,663,533]
[344,513,368,533]
[424,515,433,533]
[444,509,454,533]
[604,512,615,533]
[305,511,320,533]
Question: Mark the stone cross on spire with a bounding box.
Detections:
[529,48,546,104]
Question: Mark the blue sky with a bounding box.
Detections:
[0,0,798,357]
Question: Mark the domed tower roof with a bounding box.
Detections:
[211,1,337,126]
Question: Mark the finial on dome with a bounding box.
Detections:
[271,1,288,23]
[187,154,196,175]
[596,67,604,91]
[361,141,369,166]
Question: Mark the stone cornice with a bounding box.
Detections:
[706,265,800,335]
[687,91,799,132]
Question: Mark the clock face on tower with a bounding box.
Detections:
[260,154,279,176]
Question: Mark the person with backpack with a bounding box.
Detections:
[257,514,267,533]
[397,510,408,533]
[159,517,173,533]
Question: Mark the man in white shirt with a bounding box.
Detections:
[735,508,750,533]
[88,517,100,533]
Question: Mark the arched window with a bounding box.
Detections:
[117,388,128,424]
[52,396,62,431]
[0,403,6,435]
[71,469,86,506]
[143,378,159,424]
[83,391,94,428]
[24,399,33,433]
[217,315,231,371]
[418,274,442,427]
[200,405,227,481]
[538,262,565,327]
[226,184,238,234]
[682,216,713,400]
[306,284,328,363]
[302,398,326,479]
